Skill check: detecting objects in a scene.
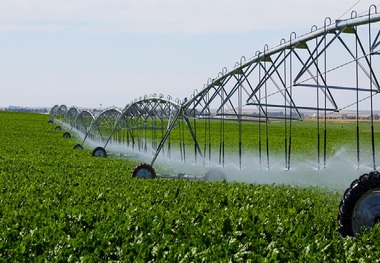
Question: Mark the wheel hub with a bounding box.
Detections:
[136,168,152,178]
[352,189,380,235]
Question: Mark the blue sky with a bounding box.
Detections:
[0,0,377,108]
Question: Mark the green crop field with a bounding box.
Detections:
[1,111,380,261]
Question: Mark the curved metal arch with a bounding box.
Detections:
[49,105,59,116]
[52,104,68,123]
[81,107,122,144]
[48,104,59,122]
[117,96,181,130]
[100,95,182,155]
[93,108,122,126]
[73,110,95,134]
[63,106,81,127]
[56,105,67,116]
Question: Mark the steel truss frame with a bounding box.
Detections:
[80,108,122,144]
[148,7,380,170]
[50,6,380,172]
[73,110,95,135]
[100,94,183,156]
[49,104,67,122]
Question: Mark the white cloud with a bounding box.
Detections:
[0,0,378,34]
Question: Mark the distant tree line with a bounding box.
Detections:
[0,106,49,114]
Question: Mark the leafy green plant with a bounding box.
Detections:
[1,112,380,261]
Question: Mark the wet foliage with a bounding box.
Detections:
[1,112,380,261]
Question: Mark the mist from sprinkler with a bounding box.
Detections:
[61,121,376,191]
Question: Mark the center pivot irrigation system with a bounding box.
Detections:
[49,6,380,237]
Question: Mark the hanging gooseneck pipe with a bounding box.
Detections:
[286,32,297,170]
[219,86,225,167]
[264,44,270,170]
[257,50,263,170]
[191,92,198,164]
[323,17,332,169]
[369,4,377,170]
[311,23,322,170]
[282,37,289,170]
[238,82,243,170]
[354,10,361,169]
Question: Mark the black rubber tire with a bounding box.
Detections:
[132,163,156,179]
[55,126,62,130]
[48,119,53,123]
[92,147,107,158]
[63,132,71,138]
[338,171,380,237]
[73,144,84,150]
[203,168,227,181]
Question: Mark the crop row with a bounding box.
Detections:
[1,112,380,261]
